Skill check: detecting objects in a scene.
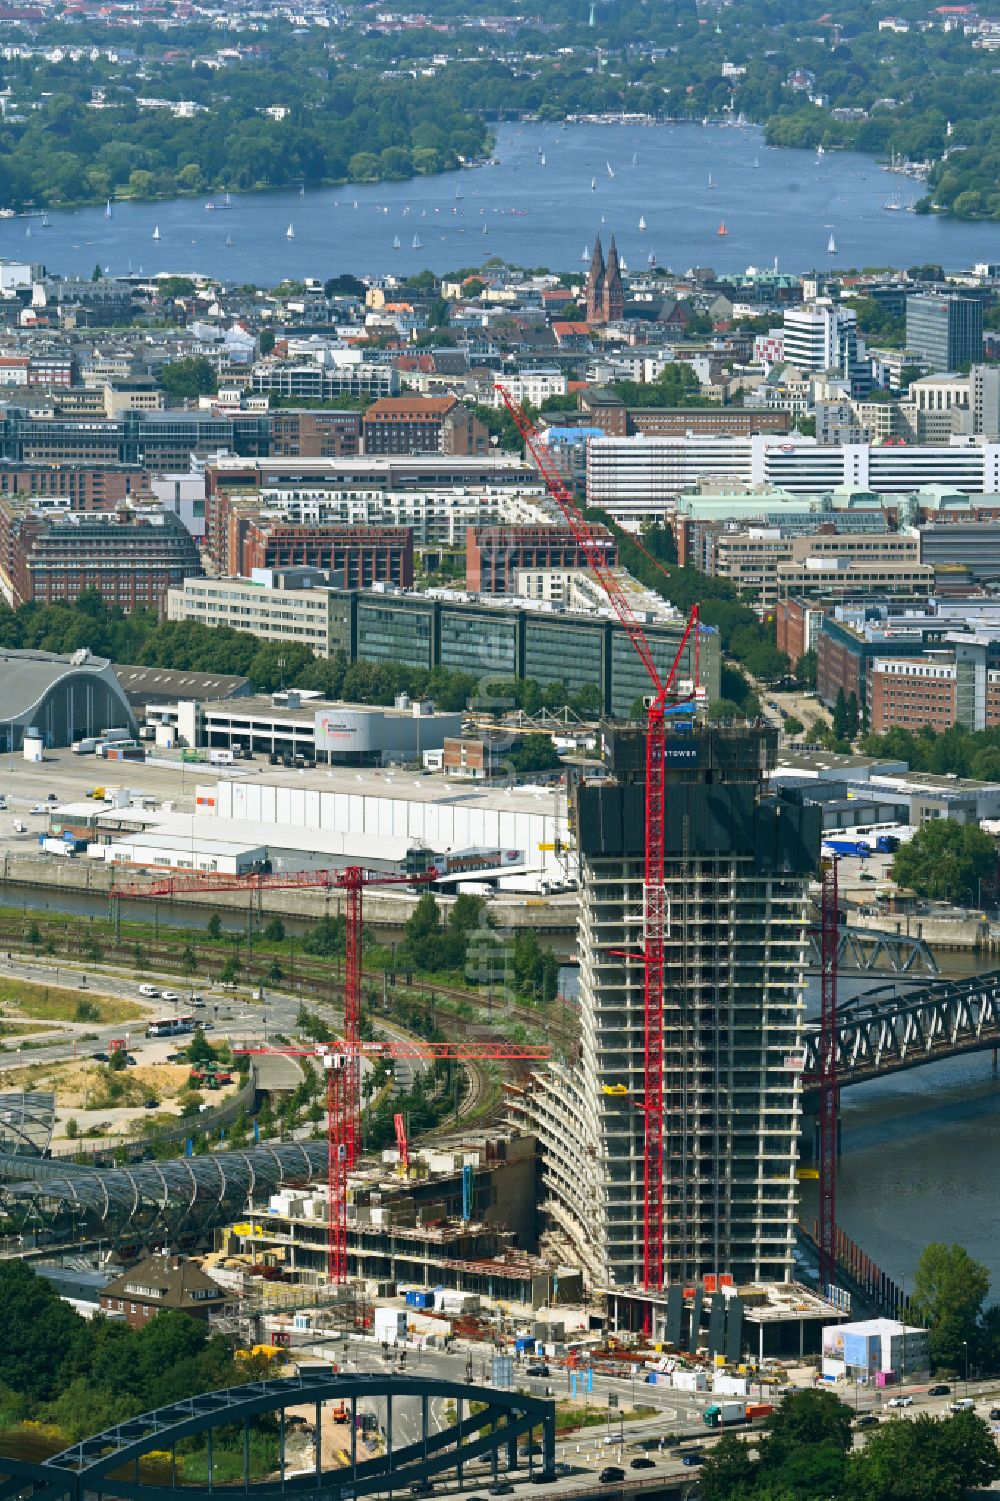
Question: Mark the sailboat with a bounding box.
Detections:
[412,233,422,249]
[24,224,30,238]
[40,212,49,228]
[105,199,113,219]
[753,155,759,168]
[827,231,837,254]
[225,234,233,247]
[632,152,638,166]
[708,172,716,189]
[540,153,546,167]
[393,234,401,249]
[299,183,305,197]
[152,225,161,241]
[717,221,728,236]
[816,143,825,159]
[455,185,463,200]
[606,160,615,178]
[591,177,596,191]
[582,244,590,262]
[647,250,657,267]
[639,214,646,232]
[285,223,295,239]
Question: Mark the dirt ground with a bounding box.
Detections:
[283,1402,382,1470]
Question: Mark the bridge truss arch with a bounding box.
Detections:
[0,1371,556,1501]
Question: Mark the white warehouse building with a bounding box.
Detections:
[197,773,573,891]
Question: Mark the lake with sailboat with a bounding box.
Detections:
[6,121,998,283]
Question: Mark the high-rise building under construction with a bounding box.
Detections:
[511,722,819,1292]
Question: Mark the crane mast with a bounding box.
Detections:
[495,384,700,1292]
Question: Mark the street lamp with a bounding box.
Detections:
[963,1340,969,1399]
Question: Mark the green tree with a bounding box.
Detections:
[784,715,805,736]
[219,955,240,985]
[909,1242,990,1371]
[797,649,818,690]
[302,914,346,957]
[263,916,286,944]
[892,824,997,906]
[853,1410,998,1501]
[259,328,276,356]
[160,356,218,401]
[206,913,223,941]
[697,1431,757,1500]
[187,1027,217,1066]
[509,734,561,774]
[757,1388,853,1469]
[27,920,42,950]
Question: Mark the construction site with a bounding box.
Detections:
[0,387,844,1377]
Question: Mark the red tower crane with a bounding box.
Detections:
[237,1039,550,1282]
[495,384,701,1293]
[818,857,839,1291]
[394,1111,410,1173]
[114,862,440,1170]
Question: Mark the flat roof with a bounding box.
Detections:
[209,769,566,821]
[130,812,415,864]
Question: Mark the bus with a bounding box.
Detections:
[146,1015,196,1038]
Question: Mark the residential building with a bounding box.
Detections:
[98,1254,226,1329]
[782,300,868,394]
[167,571,337,657]
[362,396,489,456]
[509,723,816,1290]
[250,360,399,402]
[906,294,983,372]
[0,462,148,509]
[0,501,202,611]
[465,523,616,594]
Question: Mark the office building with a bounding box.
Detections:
[782,300,867,393]
[167,578,720,719]
[906,294,983,373]
[0,462,149,509]
[465,523,616,594]
[0,501,203,610]
[972,364,1000,440]
[509,723,816,1290]
[250,360,399,402]
[0,407,270,468]
[235,521,414,588]
[362,396,489,456]
[700,529,930,608]
[585,433,1000,528]
[269,410,361,458]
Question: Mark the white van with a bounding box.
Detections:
[138,984,161,998]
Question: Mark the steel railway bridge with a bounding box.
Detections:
[805,926,938,976]
[803,969,1000,1091]
[0,1372,556,1501]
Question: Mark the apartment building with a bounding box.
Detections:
[705,530,929,608]
[236,521,414,588]
[509,723,815,1290]
[269,409,362,459]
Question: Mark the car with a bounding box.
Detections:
[529,1473,556,1486]
[46,793,58,801]
[928,1385,951,1396]
[190,995,206,1007]
[950,1398,975,1412]
[854,1415,879,1429]
[143,1098,159,1109]
[526,1364,549,1377]
[125,1054,137,1066]
[91,1051,109,1062]
[138,984,160,998]
[887,1395,913,1408]
[487,1485,514,1496]
[859,872,876,882]
[630,1457,656,1470]
[29,804,46,815]
[989,1407,1000,1421]
[408,1483,433,1496]
[160,989,180,1002]
[598,1467,624,1483]
[681,1455,705,1468]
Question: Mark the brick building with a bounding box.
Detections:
[575,389,792,438]
[362,396,489,456]
[465,523,617,594]
[270,409,361,458]
[0,501,203,610]
[585,235,624,325]
[237,520,413,588]
[869,656,958,733]
[99,1253,226,1329]
[775,596,826,666]
[0,462,149,509]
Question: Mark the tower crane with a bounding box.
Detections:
[114,863,442,1170]
[495,384,702,1293]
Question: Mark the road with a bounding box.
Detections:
[292,1335,1000,1497]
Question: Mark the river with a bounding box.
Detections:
[6,122,998,284]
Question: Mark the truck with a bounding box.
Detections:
[821,838,872,860]
[745,1403,774,1423]
[703,1402,751,1429]
[72,737,99,755]
[875,835,900,854]
[101,727,132,745]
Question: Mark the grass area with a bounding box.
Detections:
[0,1020,58,1037]
[0,1058,199,1116]
[0,979,142,1026]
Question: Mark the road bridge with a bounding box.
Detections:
[803,970,1000,1091]
[0,1372,556,1501]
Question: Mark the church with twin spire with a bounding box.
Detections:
[585,233,624,324]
